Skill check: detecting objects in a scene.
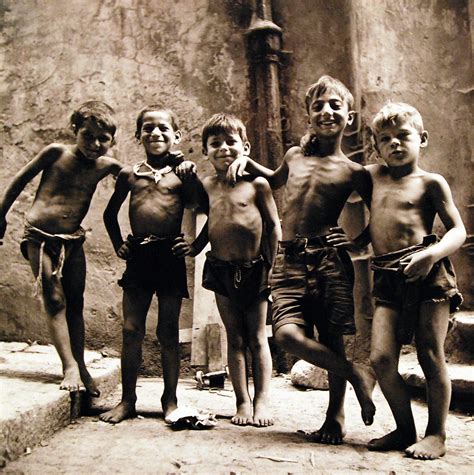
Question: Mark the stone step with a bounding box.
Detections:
[445,311,474,364]
[0,342,120,465]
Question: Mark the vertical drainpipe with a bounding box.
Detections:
[245,0,283,173]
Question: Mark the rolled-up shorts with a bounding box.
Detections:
[271,235,355,337]
[202,252,270,312]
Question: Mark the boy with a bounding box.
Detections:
[193,113,281,426]
[228,76,376,444]
[99,105,197,424]
[0,101,121,395]
[367,102,465,459]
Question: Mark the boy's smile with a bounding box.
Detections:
[205,132,250,172]
[75,118,114,160]
[139,111,181,157]
[375,122,427,168]
[309,90,353,138]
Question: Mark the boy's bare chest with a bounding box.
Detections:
[207,182,255,214]
[45,160,104,194]
[372,177,428,213]
[131,173,182,199]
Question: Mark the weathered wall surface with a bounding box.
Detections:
[0,0,253,356]
[0,0,471,365]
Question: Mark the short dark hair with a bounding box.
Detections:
[202,113,248,151]
[70,101,116,137]
[135,105,179,140]
[304,75,354,112]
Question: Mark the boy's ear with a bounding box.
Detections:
[174,129,182,144]
[347,110,355,126]
[243,141,251,155]
[420,130,429,148]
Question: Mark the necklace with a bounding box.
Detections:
[133,161,174,183]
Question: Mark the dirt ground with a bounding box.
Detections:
[4,376,473,474]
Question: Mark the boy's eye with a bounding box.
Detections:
[99,135,111,143]
[329,100,342,109]
[142,125,154,133]
[210,141,221,148]
[226,140,237,146]
[379,136,390,142]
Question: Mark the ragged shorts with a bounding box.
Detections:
[271,235,355,336]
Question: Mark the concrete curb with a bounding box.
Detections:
[0,342,120,464]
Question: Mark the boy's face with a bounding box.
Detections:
[375,121,427,168]
[75,118,114,160]
[204,132,250,172]
[139,111,181,157]
[308,90,353,139]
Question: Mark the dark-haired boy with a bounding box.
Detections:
[228,76,376,444]
[0,101,122,395]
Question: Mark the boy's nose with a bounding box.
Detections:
[151,126,161,136]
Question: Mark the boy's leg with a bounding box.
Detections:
[274,323,375,427]
[405,300,450,460]
[244,298,273,427]
[215,293,252,425]
[100,286,153,423]
[368,305,417,451]
[61,246,99,396]
[26,242,84,392]
[156,295,182,418]
[312,332,347,444]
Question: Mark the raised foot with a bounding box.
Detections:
[60,367,86,393]
[99,401,137,424]
[252,401,274,427]
[352,365,376,425]
[310,417,346,445]
[231,402,252,426]
[161,394,178,420]
[368,429,417,452]
[405,435,446,460]
[79,367,100,397]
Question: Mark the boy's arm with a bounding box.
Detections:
[254,177,282,266]
[0,144,64,239]
[227,151,290,190]
[402,174,466,282]
[103,169,131,257]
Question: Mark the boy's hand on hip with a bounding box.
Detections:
[226,155,248,185]
[401,250,436,282]
[117,242,131,260]
[327,227,359,252]
[172,235,191,258]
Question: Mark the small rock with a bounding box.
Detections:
[290,360,329,390]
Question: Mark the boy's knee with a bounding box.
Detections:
[123,324,145,341]
[274,325,297,350]
[417,347,445,377]
[43,292,66,315]
[370,351,395,374]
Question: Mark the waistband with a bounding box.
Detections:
[24,221,86,242]
[127,234,178,246]
[371,234,438,271]
[278,234,331,254]
[205,252,264,268]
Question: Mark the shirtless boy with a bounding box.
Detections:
[228,76,376,444]
[100,105,197,424]
[0,101,121,395]
[193,113,281,426]
[367,102,465,459]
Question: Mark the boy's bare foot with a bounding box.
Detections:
[231,402,252,426]
[252,400,274,427]
[161,394,178,419]
[79,367,100,397]
[99,401,137,424]
[405,435,446,460]
[368,429,417,452]
[60,367,86,393]
[310,416,346,445]
[351,365,376,425]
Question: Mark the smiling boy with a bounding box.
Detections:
[0,101,121,395]
[228,76,376,444]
